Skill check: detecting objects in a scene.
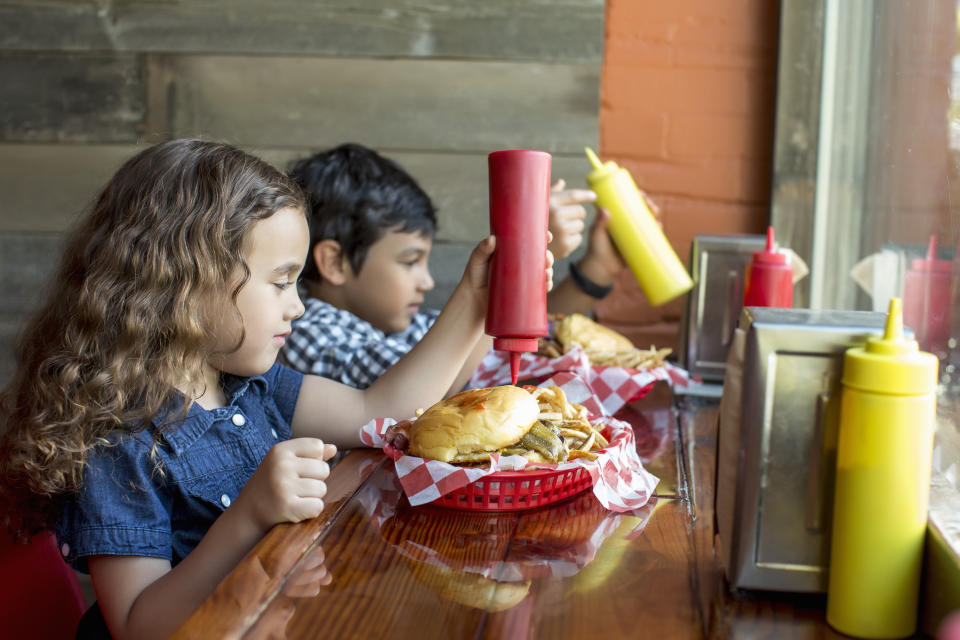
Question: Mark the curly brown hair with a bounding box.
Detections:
[0,139,305,536]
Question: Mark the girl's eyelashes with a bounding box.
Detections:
[274,272,304,290]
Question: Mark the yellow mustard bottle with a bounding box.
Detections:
[584,147,693,306]
[827,297,939,639]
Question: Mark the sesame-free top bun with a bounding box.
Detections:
[408,386,539,463]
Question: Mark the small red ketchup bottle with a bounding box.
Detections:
[486,149,551,385]
[743,226,794,308]
[903,235,954,359]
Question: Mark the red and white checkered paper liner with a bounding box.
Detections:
[467,345,689,417]
[359,372,659,512]
[352,464,659,582]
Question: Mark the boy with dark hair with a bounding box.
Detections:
[281,143,622,394]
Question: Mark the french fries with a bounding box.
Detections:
[583,345,672,369]
[529,385,608,460]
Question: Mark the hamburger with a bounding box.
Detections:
[553,313,635,354]
[539,313,672,369]
[396,385,569,465]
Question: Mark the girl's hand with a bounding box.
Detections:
[235,438,338,532]
[462,236,496,292]
[461,235,554,295]
[548,179,597,260]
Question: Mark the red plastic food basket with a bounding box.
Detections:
[432,465,593,511]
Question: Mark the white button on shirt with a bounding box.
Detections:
[271,428,278,439]
[231,413,246,427]
[220,494,231,508]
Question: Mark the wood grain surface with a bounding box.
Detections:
[173,391,929,639]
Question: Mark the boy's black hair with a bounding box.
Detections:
[288,143,437,283]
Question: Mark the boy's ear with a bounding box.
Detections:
[313,240,349,285]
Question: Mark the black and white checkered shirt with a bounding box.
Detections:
[280,297,440,389]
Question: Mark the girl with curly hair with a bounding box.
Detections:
[0,139,550,639]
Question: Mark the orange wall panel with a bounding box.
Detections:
[596,0,780,352]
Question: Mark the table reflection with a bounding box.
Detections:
[358,468,656,612]
[196,443,667,640]
[243,543,332,639]
[614,398,675,462]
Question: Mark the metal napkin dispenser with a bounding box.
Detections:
[715,307,892,593]
[679,234,766,382]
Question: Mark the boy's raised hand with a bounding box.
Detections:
[576,190,660,284]
[578,207,625,284]
[548,179,597,260]
[235,438,338,532]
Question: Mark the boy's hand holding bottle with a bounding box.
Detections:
[549,180,663,294]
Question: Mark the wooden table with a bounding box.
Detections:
[170,383,880,639]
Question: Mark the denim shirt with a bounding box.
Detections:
[56,363,303,572]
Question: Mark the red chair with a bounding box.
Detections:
[0,528,87,639]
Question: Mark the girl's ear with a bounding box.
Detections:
[313,240,349,286]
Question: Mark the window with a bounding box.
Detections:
[770,0,960,620]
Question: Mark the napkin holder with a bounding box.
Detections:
[679,234,766,383]
[715,307,893,592]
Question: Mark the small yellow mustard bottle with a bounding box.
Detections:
[584,147,693,306]
[827,297,939,639]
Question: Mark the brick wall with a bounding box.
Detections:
[594,0,780,350]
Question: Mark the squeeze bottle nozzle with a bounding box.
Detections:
[489,337,539,386]
[583,147,693,306]
[585,147,604,171]
[926,234,938,261]
[884,296,904,342]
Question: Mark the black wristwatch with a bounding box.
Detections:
[569,261,614,299]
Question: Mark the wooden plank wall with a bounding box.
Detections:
[0,1,604,385]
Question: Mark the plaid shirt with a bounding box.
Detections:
[280,297,440,389]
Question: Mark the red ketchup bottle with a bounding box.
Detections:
[903,235,954,359]
[486,149,551,385]
[743,226,794,308]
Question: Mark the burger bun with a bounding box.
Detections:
[408,386,539,463]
